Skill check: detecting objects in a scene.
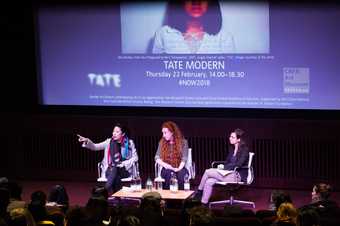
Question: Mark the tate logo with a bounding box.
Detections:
[88,73,121,88]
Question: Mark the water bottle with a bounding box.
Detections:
[184,174,190,191]
[146,177,153,191]
[154,177,163,191]
[170,172,178,193]
[135,172,142,191]
[131,175,136,191]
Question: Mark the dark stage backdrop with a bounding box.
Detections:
[1,114,340,190]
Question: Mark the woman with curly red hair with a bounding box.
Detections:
[154,121,189,190]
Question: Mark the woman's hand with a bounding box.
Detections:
[173,167,180,172]
[157,159,174,171]
[173,162,185,172]
[163,162,175,171]
[117,163,124,168]
[77,134,89,145]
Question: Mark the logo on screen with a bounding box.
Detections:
[88,73,121,88]
[283,68,309,94]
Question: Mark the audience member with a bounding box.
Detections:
[296,208,320,226]
[187,206,213,226]
[8,207,36,226]
[180,198,203,226]
[257,190,293,222]
[299,183,340,218]
[85,195,109,225]
[269,190,293,211]
[138,191,167,226]
[91,186,109,200]
[0,178,8,188]
[64,206,92,226]
[272,202,298,226]
[6,181,26,212]
[118,215,140,226]
[0,188,10,224]
[46,185,69,213]
[223,205,255,217]
[27,190,49,223]
[0,217,7,226]
[272,190,293,211]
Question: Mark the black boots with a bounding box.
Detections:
[192,189,203,201]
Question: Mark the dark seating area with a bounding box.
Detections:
[108,204,340,226]
[1,178,340,226]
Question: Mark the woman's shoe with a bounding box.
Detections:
[202,202,209,208]
[192,189,203,201]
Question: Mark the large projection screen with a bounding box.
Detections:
[36,1,340,110]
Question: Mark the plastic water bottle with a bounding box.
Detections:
[131,175,136,191]
[135,172,142,191]
[154,177,163,191]
[170,172,178,193]
[184,174,190,191]
[146,177,153,191]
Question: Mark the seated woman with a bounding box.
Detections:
[193,128,249,204]
[299,183,340,218]
[78,123,138,193]
[154,121,188,190]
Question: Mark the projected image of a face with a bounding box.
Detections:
[121,1,269,54]
[184,0,208,18]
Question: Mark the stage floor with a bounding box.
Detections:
[18,180,340,211]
